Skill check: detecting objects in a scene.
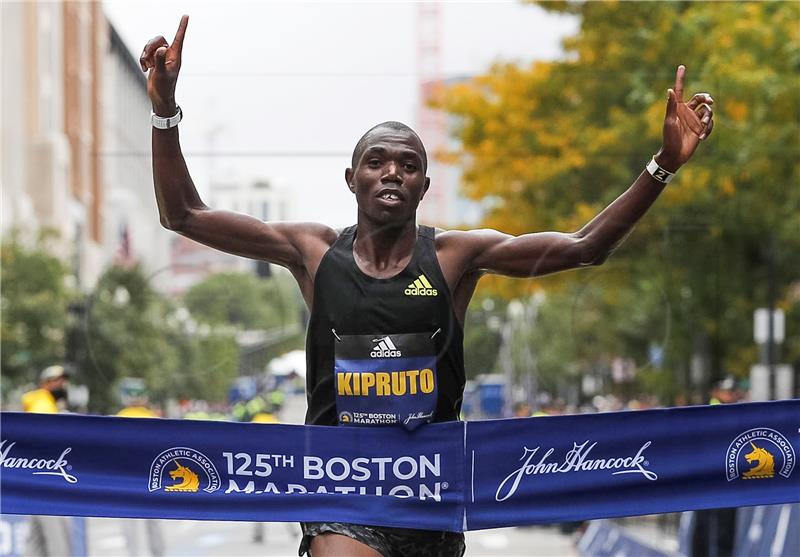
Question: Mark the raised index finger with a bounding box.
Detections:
[674,64,686,102]
[171,15,189,53]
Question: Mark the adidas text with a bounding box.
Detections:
[370,349,402,358]
[405,287,438,296]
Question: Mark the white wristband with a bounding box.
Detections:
[151,105,182,129]
[646,157,675,184]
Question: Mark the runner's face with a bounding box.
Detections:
[346,130,429,224]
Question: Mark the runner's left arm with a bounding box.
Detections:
[460,65,714,278]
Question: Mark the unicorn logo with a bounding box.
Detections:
[149,447,220,493]
[726,428,795,482]
[165,462,200,492]
[339,411,353,424]
[742,443,775,479]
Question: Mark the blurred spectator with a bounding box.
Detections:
[115,394,164,555]
[246,395,268,418]
[267,388,286,412]
[231,400,249,421]
[512,401,533,418]
[251,411,279,424]
[709,377,743,405]
[22,365,70,413]
[117,397,159,419]
[249,408,282,543]
[22,365,73,556]
[684,378,743,556]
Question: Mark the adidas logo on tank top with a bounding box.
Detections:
[405,274,438,297]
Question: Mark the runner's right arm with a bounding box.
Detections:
[141,16,335,273]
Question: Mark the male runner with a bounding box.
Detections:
[141,16,713,557]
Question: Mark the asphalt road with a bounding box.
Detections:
[87,517,578,557]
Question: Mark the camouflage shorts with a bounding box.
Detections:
[299,521,466,557]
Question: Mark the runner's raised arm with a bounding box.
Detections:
[438,65,715,281]
[141,16,335,283]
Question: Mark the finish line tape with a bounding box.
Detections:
[1,400,798,531]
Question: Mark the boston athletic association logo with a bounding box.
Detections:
[339,411,354,424]
[726,428,795,482]
[149,447,221,493]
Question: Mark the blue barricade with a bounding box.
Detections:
[578,520,671,557]
[0,515,28,557]
[0,515,86,557]
[733,503,800,557]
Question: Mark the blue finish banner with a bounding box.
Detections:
[465,401,799,530]
[1,400,798,532]
[0,413,465,532]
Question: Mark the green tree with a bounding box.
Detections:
[440,1,800,401]
[183,270,304,377]
[75,264,187,412]
[1,229,72,391]
[177,332,240,403]
[184,271,299,331]
[462,296,504,381]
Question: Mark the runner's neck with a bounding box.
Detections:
[353,220,418,274]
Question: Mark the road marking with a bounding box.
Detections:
[96,534,126,549]
[196,533,227,547]
[475,532,509,550]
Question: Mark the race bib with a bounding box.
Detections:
[334,332,438,431]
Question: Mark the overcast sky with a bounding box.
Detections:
[103,1,577,227]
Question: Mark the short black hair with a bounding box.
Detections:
[351,121,427,172]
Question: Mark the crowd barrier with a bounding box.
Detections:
[0,515,28,557]
[578,503,800,557]
[577,520,671,557]
[0,515,86,557]
[730,503,800,556]
[1,400,798,532]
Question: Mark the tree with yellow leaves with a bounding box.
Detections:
[438,1,799,401]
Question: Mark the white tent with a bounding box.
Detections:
[267,350,306,379]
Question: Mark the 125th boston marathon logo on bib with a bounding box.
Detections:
[335,332,437,431]
[726,428,795,482]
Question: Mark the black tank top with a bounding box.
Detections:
[305,224,465,426]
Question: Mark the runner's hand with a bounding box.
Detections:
[139,15,189,116]
[655,65,714,172]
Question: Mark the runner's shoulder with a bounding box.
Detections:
[273,222,339,276]
[278,221,338,250]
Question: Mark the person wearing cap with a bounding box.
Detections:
[21,365,75,556]
[22,365,70,414]
[112,388,164,556]
[117,393,159,419]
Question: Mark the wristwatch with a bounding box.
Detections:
[151,105,182,130]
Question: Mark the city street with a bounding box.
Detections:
[4,3,797,557]
[87,517,577,557]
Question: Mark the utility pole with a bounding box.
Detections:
[766,234,777,398]
[752,236,789,401]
